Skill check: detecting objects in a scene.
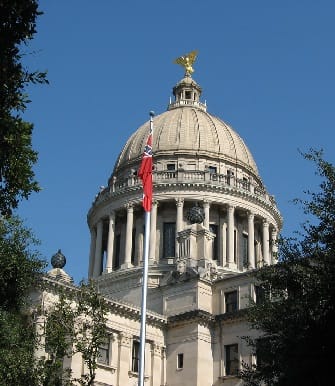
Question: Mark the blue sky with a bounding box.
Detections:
[19,0,335,283]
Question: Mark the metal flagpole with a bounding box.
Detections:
[138,112,154,386]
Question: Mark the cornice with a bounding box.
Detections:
[167,309,215,327]
[88,181,282,229]
[40,276,167,328]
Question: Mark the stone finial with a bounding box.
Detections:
[51,249,66,269]
[48,249,73,284]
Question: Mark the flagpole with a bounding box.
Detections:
[138,111,154,386]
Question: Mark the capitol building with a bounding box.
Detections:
[41,56,282,386]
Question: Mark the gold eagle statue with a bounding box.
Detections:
[174,50,198,76]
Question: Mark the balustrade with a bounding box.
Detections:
[94,169,274,206]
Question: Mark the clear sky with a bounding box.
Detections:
[19,0,335,283]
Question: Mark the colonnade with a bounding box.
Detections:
[88,199,278,278]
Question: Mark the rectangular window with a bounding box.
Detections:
[163,222,176,258]
[132,340,140,373]
[225,290,238,313]
[177,353,184,369]
[225,344,239,376]
[234,230,237,263]
[113,234,121,269]
[208,166,217,174]
[131,228,136,264]
[167,163,176,170]
[242,234,248,267]
[97,337,110,365]
[185,90,192,99]
[209,224,218,260]
[255,285,266,304]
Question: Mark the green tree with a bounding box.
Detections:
[0,216,45,386]
[241,150,335,386]
[39,282,109,386]
[0,0,48,216]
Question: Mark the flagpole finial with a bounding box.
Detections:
[149,111,155,117]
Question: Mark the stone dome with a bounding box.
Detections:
[111,74,260,187]
[113,107,259,177]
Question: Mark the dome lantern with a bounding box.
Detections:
[168,50,207,111]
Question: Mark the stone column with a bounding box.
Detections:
[203,200,210,229]
[88,227,96,278]
[123,203,134,269]
[219,209,227,267]
[248,212,255,269]
[105,210,115,272]
[149,200,158,263]
[271,228,278,264]
[175,198,184,258]
[226,205,236,268]
[93,220,103,277]
[262,220,270,265]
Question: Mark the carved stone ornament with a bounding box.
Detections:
[187,205,205,224]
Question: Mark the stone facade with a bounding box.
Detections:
[37,70,282,385]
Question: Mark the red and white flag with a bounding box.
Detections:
[138,125,153,212]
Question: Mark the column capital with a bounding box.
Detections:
[227,204,235,213]
[118,332,132,347]
[152,199,159,207]
[202,199,210,208]
[150,342,162,355]
[247,210,254,219]
[175,197,184,207]
[124,202,134,211]
[262,219,269,227]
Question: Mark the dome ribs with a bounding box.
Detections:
[206,113,221,155]
[112,107,260,179]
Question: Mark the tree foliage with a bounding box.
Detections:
[0,216,45,386]
[0,0,48,216]
[241,150,335,386]
[39,282,109,386]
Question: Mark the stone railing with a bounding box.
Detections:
[94,170,277,207]
[168,99,207,111]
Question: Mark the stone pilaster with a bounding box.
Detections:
[150,343,163,386]
[117,332,132,385]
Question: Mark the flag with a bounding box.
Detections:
[138,125,153,212]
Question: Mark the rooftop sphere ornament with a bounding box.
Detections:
[51,249,66,269]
